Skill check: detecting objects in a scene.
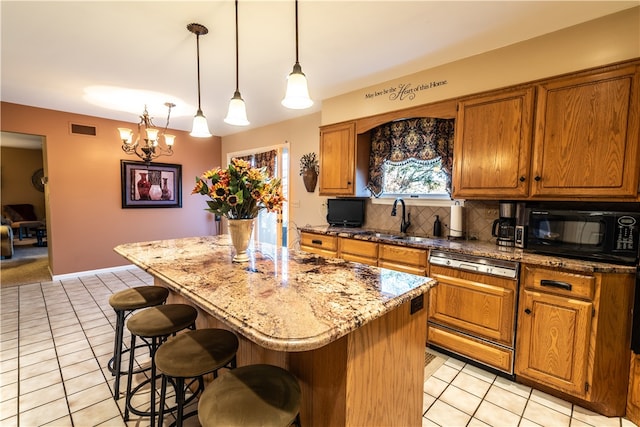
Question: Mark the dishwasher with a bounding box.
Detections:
[427,250,519,377]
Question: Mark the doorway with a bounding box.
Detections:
[0,131,50,286]
[227,144,289,247]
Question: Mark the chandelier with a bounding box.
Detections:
[118,103,176,164]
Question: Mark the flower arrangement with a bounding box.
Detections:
[192,158,285,219]
[299,152,319,175]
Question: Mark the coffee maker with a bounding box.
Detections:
[492,202,516,247]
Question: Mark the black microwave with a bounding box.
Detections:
[526,209,640,265]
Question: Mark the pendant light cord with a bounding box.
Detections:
[235,0,240,92]
[196,32,203,110]
[294,0,299,64]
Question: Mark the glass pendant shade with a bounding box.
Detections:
[224,92,250,126]
[145,128,159,142]
[282,63,313,109]
[190,110,212,137]
[118,128,133,144]
[164,134,176,146]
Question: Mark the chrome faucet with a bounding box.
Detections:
[391,198,411,234]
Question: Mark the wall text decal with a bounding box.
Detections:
[364,79,448,102]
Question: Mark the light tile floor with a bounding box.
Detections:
[1,267,638,427]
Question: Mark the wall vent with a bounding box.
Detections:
[70,123,97,136]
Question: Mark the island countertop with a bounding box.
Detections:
[114,235,435,352]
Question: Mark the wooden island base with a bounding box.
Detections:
[166,283,428,427]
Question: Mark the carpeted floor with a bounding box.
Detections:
[0,238,50,287]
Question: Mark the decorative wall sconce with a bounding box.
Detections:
[118,103,175,164]
[299,152,319,192]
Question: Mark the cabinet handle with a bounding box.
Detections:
[524,308,532,315]
[540,279,572,291]
[347,181,352,185]
[311,239,323,245]
[534,175,541,181]
[519,176,526,182]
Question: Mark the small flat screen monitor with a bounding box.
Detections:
[326,198,366,227]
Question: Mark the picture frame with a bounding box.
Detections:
[120,160,182,208]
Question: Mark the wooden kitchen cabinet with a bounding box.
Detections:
[318,122,370,196]
[339,238,378,266]
[515,265,635,416]
[300,232,338,257]
[378,244,427,276]
[452,87,534,199]
[530,64,640,199]
[626,353,640,425]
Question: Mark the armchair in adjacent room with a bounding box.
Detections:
[1,222,14,259]
[1,204,44,240]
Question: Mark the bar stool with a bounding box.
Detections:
[155,329,239,427]
[124,304,198,427]
[108,286,169,400]
[198,364,302,427]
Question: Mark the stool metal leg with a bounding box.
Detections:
[110,309,126,399]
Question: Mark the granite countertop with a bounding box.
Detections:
[298,225,637,274]
[114,235,435,352]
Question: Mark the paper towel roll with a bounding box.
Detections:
[450,204,463,237]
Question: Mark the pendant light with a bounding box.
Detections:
[224,0,250,126]
[187,23,212,137]
[281,0,313,109]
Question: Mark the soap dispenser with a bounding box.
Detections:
[433,215,442,237]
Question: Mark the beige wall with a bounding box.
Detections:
[221,113,325,247]
[322,6,640,125]
[1,102,221,276]
[1,146,46,220]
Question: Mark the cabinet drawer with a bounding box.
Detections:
[522,265,595,300]
[340,238,378,258]
[379,244,427,267]
[300,232,338,257]
[428,324,513,374]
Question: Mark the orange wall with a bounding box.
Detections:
[1,146,46,219]
[1,102,221,276]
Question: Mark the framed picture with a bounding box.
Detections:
[120,160,182,208]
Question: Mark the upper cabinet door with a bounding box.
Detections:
[453,87,534,199]
[531,65,640,198]
[319,122,357,196]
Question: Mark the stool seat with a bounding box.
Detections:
[109,286,169,311]
[198,364,301,427]
[156,329,239,378]
[156,329,239,426]
[127,304,198,338]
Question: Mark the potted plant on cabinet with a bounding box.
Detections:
[300,152,319,192]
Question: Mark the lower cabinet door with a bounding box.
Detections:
[515,289,592,398]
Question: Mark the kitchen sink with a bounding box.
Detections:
[395,236,429,243]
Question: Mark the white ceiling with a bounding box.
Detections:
[1,1,638,138]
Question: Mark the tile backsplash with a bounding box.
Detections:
[363,200,500,243]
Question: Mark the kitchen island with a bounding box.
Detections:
[115,235,435,426]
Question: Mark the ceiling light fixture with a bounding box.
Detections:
[118,103,176,164]
[188,23,213,137]
[282,0,313,110]
[224,0,250,126]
